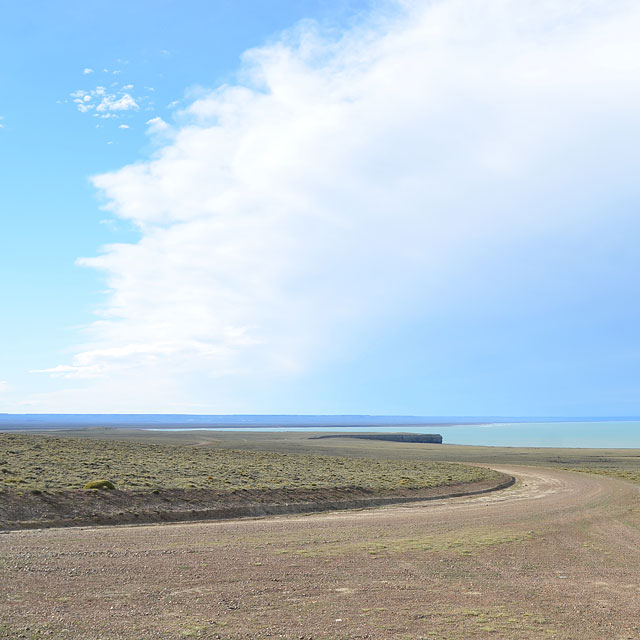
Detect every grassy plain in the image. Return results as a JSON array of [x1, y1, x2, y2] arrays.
[[0, 432, 500, 492], [208, 430, 640, 483], [1, 429, 640, 638], [41, 427, 640, 483]]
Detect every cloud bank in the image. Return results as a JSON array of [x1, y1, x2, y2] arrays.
[[39, 0, 640, 411]]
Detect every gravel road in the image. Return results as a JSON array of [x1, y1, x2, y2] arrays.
[[2, 466, 639, 639]]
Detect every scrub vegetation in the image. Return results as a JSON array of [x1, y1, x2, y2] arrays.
[[0, 432, 499, 492], [152, 429, 640, 485]]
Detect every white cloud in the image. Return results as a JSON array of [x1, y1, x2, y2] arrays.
[[96, 92, 138, 112], [119, 124, 130, 129], [145, 116, 170, 135], [83, 68, 94, 74], [44, 0, 640, 410], [0, 380, 8, 392], [71, 85, 142, 117]]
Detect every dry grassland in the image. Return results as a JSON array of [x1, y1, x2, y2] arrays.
[[0, 432, 499, 492]]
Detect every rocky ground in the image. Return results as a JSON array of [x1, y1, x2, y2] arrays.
[[1, 466, 639, 639]]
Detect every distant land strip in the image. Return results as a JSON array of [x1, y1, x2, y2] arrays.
[[310, 433, 443, 444]]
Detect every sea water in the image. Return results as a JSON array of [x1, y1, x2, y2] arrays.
[[144, 421, 640, 448], [1, 414, 639, 448]]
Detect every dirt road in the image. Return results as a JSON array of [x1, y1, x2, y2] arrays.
[[2, 467, 639, 639]]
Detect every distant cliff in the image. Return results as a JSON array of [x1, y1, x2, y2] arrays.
[[311, 433, 443, 444]]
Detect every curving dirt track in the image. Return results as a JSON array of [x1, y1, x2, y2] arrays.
[[1, 466, 639, 639]]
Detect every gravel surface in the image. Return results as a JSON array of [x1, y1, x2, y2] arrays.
[[1, 466, 639, 639]]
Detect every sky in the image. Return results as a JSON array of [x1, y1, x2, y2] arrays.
[[2, 0, 640, 416]]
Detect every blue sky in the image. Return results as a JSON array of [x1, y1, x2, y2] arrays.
[[2, 0, 640, 415]]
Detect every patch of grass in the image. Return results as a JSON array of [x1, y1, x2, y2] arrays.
[[412, 607, 554, 638], [83, 479, 116, 490], [0, 433, 501, 492], [563, 467, 640, 484]]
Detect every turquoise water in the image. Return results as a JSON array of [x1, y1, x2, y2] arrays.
[[2, 414, 639, 447], [146, 421, 640, 448]]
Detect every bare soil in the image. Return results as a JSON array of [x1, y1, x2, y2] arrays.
[[2, 466, 639, 639], [0, 474, 511, 530]]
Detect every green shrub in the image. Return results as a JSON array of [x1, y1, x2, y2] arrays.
[[83, 479, 116, 490]]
